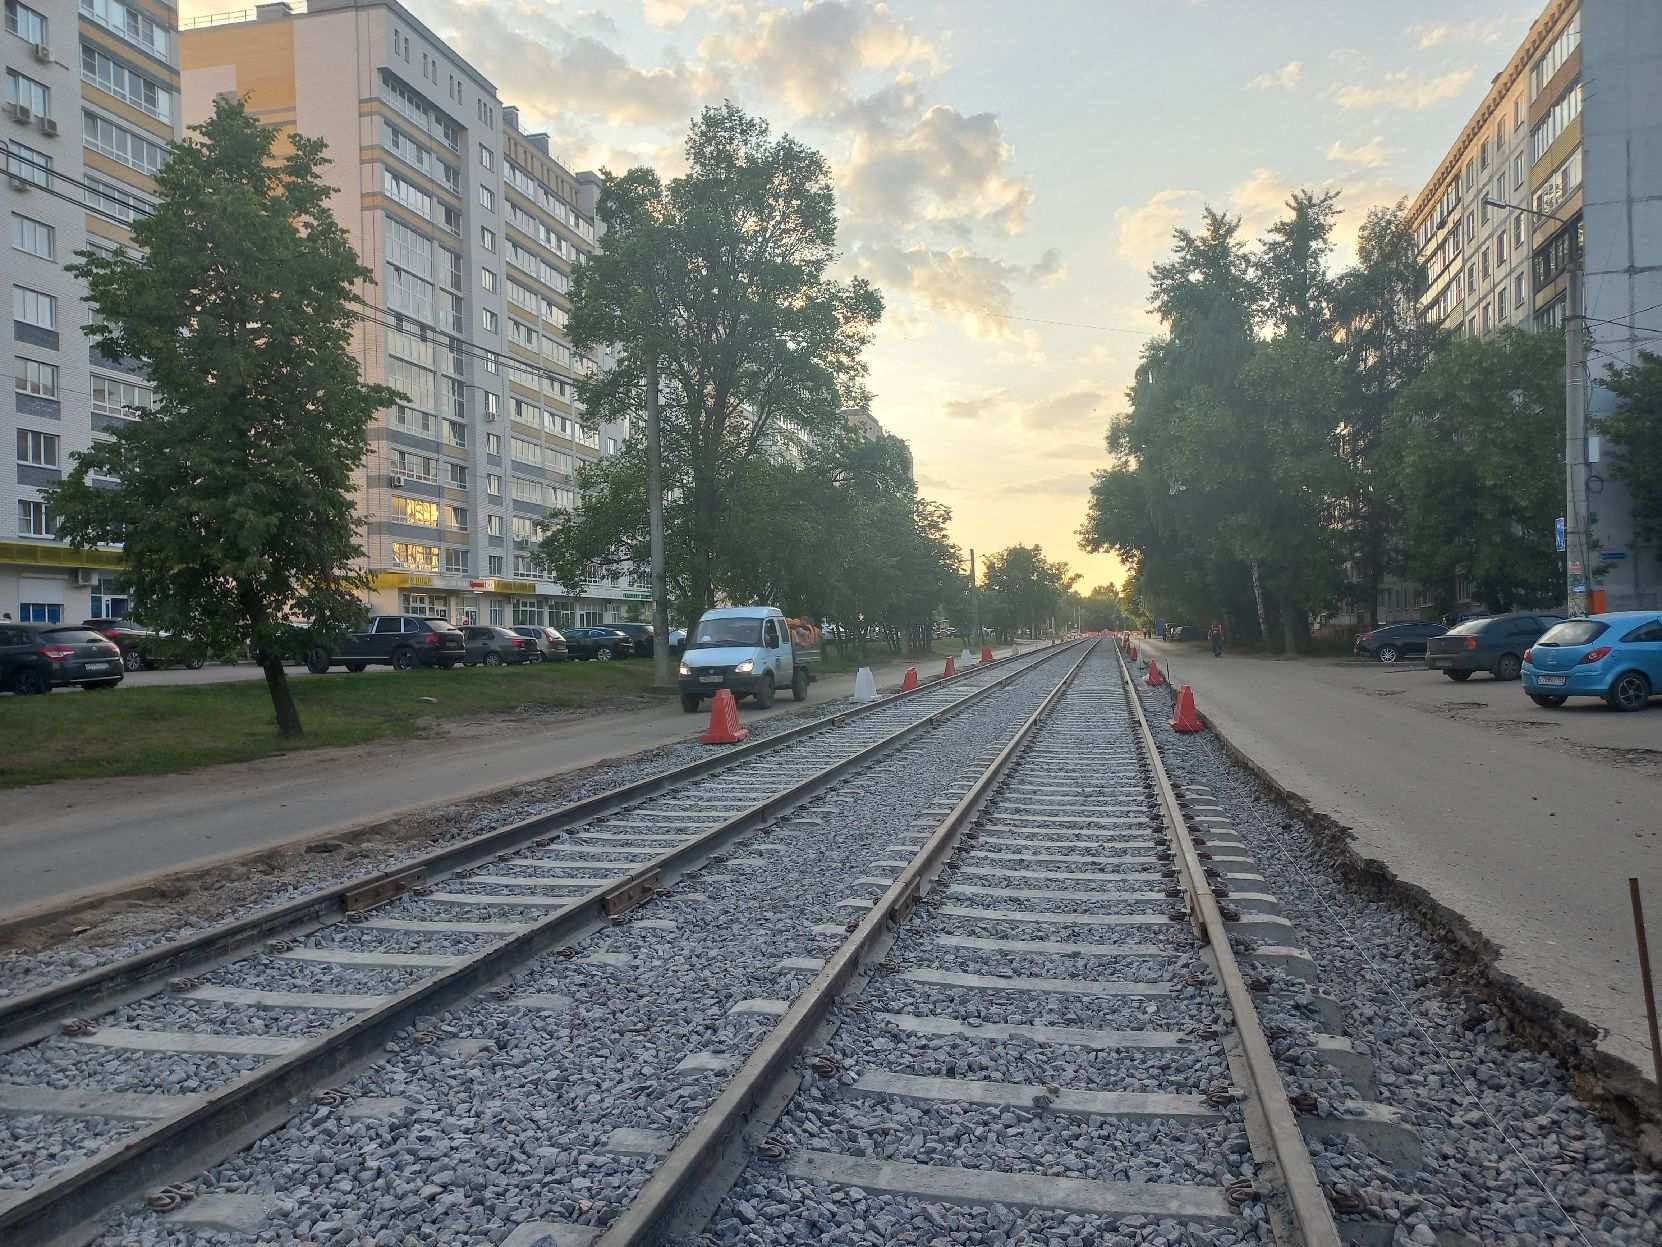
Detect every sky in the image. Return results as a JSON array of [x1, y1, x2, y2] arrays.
[[183, 0, 1543, 592]]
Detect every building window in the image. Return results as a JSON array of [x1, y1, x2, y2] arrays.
[[1536, 296, 1567, 331], [18, 601, 61, 623], [392, 541, 440, 571], [4, 139, 49, 188], [10, 213, 52, 260], [481, 307, 498, 334], [89, 575, 128, 619], [91, 373, 152, 416], [444, 547, 469, 574], [1531, 80, 1582, 165], [80, 0, 169, 60], [6, 1, 47, 44], [487, 472, 502, 498], [1478, 138, 1488, 171], [84, 108, 168, 175], [13, 284, 55, 329], [1481, 302, 1491, 334], [1464, 212, 1475, 242], [85, 174, 155, 225], [1535, 146, 1583, 217], [390, 494, 439, 526], [480, 267, 497, 293], [382, 168, 432, 218], [391, 449, 437, 482], [485, 513, 503, 536], [6, 68, 48, 117], [487, 554, 504, 575], [1531, 12, 1581, 100], [478, 185, 495, 212], [1481, 250, 1490, 281], [1533, 218, 1583, 291], [1513, 214, 1525, 247], [1513, 152, 1525, 189], [1479, 197, 1489, 227], [446, 461, 468, 487], [1497, 285, 1508, 323], [17, 497, 52, 536], [16, 427, 57, 466], [81, 44, 172, 121], [14, 356, 56, 398], [479, 143, 493, 170]]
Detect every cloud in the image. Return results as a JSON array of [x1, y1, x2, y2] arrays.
[[1114, 188, 1204, 270], [1245, 60, 1302, 91], [1410, 17, 1518, 49], [1326, 135, 1399, 169], [837, 91, 1035, 236], [698, 1, 944, 116], [1040, 440, 1109, 461], [641, 0, 743, 27], [856, 243, 1062, 337], [997, 472, 1096, 496], [1330, 69, 1475, 112], [940, 387, 1105, 431]]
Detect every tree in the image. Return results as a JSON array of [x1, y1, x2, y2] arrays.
[[981, 546, 1079, 639], [546, 103, 883, 617], [1599, 350, 1662, 556], [50, 97, 399, 737], [1382, 328, 1563, 616]]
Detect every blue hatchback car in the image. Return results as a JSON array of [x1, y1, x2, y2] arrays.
[[1521, 612, 1662, 711]]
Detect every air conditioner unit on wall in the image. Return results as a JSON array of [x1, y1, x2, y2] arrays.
[[5, 102, 33, 124], [7, 175, 28, 191], [74, 568, 95, 587], [388, 474, 405, 488], [32, 44, 52, 64], [37, 116, 57, 137]]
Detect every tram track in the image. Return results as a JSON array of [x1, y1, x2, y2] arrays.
[[0, 643, 1081, 1246]]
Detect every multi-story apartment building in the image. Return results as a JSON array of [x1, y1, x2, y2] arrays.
[[180, 0, 644, 630], [1407, 0, 1662, 613], [3, 0, 180, 623]]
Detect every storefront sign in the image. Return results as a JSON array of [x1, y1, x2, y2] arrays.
[[496, 580, 536, 595]]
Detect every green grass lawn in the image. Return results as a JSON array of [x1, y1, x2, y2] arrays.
[[1, 659, 672, 789], [815, 639, 960, 676]]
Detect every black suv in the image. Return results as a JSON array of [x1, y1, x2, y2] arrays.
[[1353, 621, 1446, 664], [611, 622, 655, 656], [2, 623, 124, 693], [305, 615, 466, 672]]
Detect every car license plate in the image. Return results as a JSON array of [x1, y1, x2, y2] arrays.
[[1429, 658, 1450, 668], [84, 662, 110, 672], [1537, 674, 1567, 686], [699, 674, 722, 684]]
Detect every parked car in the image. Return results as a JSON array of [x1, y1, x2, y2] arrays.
[[305, 615, 466, 672], [677, 605, 820, 712], [562, 626, 635, 661], [2, 623, 124, 693], [463, 625, 536, 666], [511, 626, 570, 662], [1522, 612, 1662, 711], [1353, 621, 1446, 664], [83, 617, 155, 672], [138, 629, 210, 670], [1424, 612, 1563, 681], [611, 622, 656, 656]]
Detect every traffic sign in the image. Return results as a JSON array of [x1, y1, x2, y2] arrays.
[[1555, 517, 1566, 552], [1604, 550, 1628, 561]]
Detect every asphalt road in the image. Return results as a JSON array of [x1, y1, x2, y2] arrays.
[[0, 647, 1018, 921], [1140, 637, 1662, 1083]]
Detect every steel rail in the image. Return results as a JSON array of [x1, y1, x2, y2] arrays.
[[1115, 647, 1342, 1247], [594, 638, 1100, 1247], [0, 641, 1082, 1247], [0, 641, 1057, 1052]]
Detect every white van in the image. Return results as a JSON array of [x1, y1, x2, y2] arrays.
[[677, 605, 818, 713]]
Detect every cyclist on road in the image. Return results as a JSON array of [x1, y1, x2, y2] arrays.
[[1208, 620, 1225, 658]]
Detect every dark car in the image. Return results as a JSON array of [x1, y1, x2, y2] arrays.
[[2, 624, 124, 693], [1425, 612, 1564, 681], [83, 617, 155, 672], [611, 622, 656, 656], [1353, 621, 1446, 664], [562, 626, 634, 661], [305, 615, 466, 672], [511, 625, 569, 661], [463, 625, 535, 666]]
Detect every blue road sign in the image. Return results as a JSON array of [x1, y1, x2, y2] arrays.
[[1604, 550, 1628, 561], [1555, 517, 1566, 552]]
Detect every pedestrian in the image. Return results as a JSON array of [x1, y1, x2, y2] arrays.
[[1208, 620, 1225, 658]]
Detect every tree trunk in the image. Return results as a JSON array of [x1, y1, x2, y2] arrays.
[[644, 355, 674, 689], [261, 654, 303, 738], [1248, 557, 1269, 649], [1281, 595, 1301, 656]]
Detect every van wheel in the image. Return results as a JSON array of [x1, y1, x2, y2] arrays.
[[681, 694, 701, 713], [306, 649, 331, 675], [755, 674, 775, 708], [792, 668, 809, 702]]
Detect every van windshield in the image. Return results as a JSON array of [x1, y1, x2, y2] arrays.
[[688, 618, 763, 649]]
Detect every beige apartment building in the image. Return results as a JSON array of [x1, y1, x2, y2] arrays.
[[3, 0, 181, 624], [1401, 0, 1660, 614], [180, 0, 646, 630]]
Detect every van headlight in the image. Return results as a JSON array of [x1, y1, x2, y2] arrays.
[[678, 663, 691, 676], [734, 659, 754, 674]]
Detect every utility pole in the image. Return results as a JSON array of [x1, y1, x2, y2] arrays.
[[1565, 268, 1590, 617], [645, 355, 672, 688], [969, 547, 979, 647]]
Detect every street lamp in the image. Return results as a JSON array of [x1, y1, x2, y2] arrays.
[[1482, 196, 1589, 616]]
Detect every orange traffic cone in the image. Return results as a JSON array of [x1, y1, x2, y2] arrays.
[[699, 689, 749, 744], [1129, 643, 1138, 661], [900, 667, 919, 692], [1146, 660, 1166, 687], [980, 646, 994, 663], [1170, 684, 1204, 733], [943, 655, 957, 678]]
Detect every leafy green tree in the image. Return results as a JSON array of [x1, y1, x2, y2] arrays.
[[1255, 188, 1342, 340], [1382, 328, 1563, 616], [1075, 583, 1128, 632], [50, 98, 398, 737], [981, 546, 1079, 639], [1599, 350, 1662, 556], [545, 103, 883, 615]]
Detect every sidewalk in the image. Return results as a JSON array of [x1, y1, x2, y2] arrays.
[[1137, 637, 1662, 1087], [0, 648, 1005, 921]]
